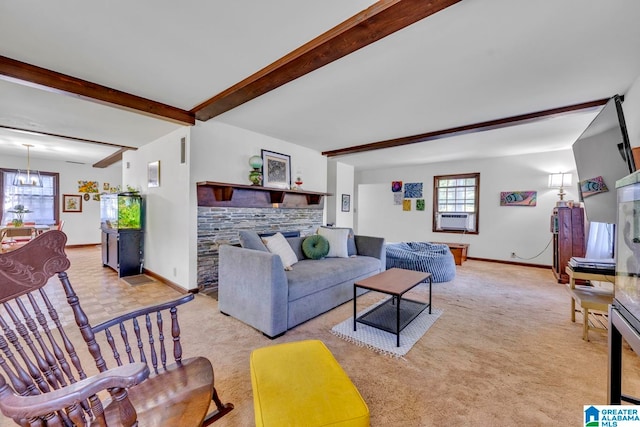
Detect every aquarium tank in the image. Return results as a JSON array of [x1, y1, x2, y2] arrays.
[[100, 192, 142, 229]]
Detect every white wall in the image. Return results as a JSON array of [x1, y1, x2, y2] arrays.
[[190, 121, 328, 191], [327, 160, 354, 227], [123, 127, 192, 288], [0, 154, 121, 245], [356, 149, 578, 264]]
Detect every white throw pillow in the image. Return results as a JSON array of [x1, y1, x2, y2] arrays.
[[317, 227, 349, 258], [262, 232, 298, 270]]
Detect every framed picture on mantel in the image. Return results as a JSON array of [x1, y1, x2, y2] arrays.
[[261, 149, 291, 189]]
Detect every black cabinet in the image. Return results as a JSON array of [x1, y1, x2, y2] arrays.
[[101, 228, 144, 277]]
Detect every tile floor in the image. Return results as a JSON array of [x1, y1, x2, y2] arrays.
[[41, 244, 185, 327]]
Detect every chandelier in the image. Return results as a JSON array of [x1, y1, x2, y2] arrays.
[[13, 144, 43, 187]]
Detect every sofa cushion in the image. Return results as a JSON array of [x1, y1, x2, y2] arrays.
[[239, 230, 269, 252], [302, 235, 330, 260], [262, 232, 298, 270], [286, 257, 381, 301], [320, 226, 356, 256], [286, 236, 306, 260], [317, 227, 349, 258]]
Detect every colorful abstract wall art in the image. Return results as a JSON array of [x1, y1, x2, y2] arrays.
[[391, 181, 403, 192], [500, 191, 537, 206], [416, 199, 425, 211], [78, 181, 99, 193], [579, 176, 608, 198], [404, 182, 423, 198], [403, 199, 411, 211], [393, 193, 403, 205]]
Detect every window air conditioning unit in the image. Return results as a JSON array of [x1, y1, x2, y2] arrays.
[[438, 212, 474, 231]]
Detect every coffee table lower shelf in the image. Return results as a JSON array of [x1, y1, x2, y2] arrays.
[[356, 298, 429, 346]]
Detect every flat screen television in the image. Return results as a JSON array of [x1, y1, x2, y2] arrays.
[[572, 94, 635, 225]]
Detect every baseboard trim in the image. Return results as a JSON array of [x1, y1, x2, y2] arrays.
[[65, 243, 101, 249], [142, 269, 192, 294], [63, 244, 195, 294], [466, 256, 549, 269]]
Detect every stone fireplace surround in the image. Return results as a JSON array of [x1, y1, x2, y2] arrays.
[[197, 206, 323, 290], [196, 181, 329, 290]]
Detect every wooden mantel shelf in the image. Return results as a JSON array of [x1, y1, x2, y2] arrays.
[[197, 181, 331, 209]]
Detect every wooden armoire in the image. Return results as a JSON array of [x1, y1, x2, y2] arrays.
[[551, 206, 586, 283]]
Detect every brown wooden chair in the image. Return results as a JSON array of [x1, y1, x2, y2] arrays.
[[0, 230, 233, 426]]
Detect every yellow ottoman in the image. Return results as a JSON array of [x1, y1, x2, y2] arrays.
[[250, 339, 370, 427]]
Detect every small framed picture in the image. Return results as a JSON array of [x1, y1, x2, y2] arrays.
[[261, 149, 291, 189], [148, 160, 160, 188], [341, 194, 351, 212], [63, 194, 82, 213]]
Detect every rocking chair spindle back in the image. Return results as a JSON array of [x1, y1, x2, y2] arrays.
[[0, 230, 233, 426]]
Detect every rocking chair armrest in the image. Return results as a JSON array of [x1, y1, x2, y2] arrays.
[[92, 294, 195, 333], [0, 362, 150, 420]]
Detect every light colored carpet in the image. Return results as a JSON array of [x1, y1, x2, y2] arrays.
[[202, 261, 640, 426], [331, 294, 443, 357]]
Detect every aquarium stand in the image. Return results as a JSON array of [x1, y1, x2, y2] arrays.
[[101, 228, 144, 278]]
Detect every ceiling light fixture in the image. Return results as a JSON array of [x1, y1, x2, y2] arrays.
[[13, 144, 43, 187]]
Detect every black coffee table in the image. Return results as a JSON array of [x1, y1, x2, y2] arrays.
[[353, 268, 432, 347]]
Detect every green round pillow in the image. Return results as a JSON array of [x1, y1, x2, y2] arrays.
[[302, 235, 330, 260]]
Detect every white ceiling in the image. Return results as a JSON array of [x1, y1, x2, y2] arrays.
[[1, 0, 640, 170]]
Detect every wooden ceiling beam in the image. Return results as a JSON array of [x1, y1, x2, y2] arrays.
[[93, 147, 133, 168], [1, 125, 135, 168], [192, 0, 462, 121], [0, 55, 195, 126], [0, 125, 132, 149], [322, 98, 610, 157]]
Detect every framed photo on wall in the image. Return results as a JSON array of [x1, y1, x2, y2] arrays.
[[261, 149, 291, 189], [62, 194, 82, 213], [148, 160, 160, 188], [341, 194, 351, 212]]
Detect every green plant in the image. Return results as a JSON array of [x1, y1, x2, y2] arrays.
[[118, 197, 141, 228], [8, 204, 32, 226]]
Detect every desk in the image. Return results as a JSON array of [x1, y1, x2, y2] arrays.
[[565, 266, 615, 341], [1, 224, 50, 235], [1, 225, 50, 251]]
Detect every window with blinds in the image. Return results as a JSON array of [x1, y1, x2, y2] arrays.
[[1, 169, 59, 225]]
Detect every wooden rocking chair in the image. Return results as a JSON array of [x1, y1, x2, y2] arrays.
[[0, 230, 233, 426]]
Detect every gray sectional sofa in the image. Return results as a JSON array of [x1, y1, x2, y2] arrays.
[[218, 230, 385, 338]]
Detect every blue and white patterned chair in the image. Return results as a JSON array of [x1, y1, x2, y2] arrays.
[[385, 242, 456, 283]]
